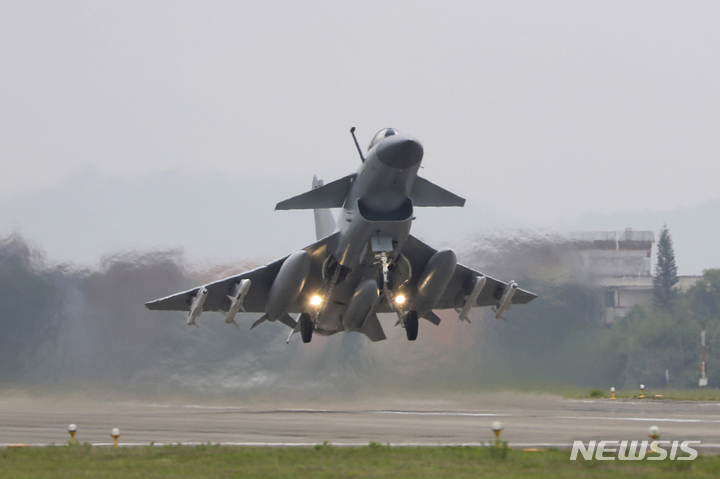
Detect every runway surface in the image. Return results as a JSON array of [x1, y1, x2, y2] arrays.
[[1, 393, 719, 451]]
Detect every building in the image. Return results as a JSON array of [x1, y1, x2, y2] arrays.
[[565, 229, 700, 325]]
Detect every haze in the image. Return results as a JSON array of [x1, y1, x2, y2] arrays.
[[2, 1, 719, 274]]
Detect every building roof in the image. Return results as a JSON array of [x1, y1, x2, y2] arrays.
[[566, 229, 654, 251]]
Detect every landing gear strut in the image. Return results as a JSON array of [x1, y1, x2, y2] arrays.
[[300, 312, 313, 343], [376, 251, 419, 341]]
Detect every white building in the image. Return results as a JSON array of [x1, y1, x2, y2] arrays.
[[565, 229, 700, 324]]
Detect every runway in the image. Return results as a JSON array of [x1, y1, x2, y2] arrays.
[[1, 393, 719, 452]]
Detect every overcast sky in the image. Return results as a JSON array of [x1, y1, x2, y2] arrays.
[[1, 1, 719, 274]]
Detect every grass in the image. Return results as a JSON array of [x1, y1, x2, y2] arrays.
[[1, 444, 719, 478], [571, 388, 720, 401], [544, 385, 720, 401], [588, 388, 606, 398]]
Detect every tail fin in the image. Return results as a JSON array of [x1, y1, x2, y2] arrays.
[[312, 176, 337, 240]]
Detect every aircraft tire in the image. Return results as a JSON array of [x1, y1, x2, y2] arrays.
[[405, 310, 418, 341], [300, 312, 313, 343]]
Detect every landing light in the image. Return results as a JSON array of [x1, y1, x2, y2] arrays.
[[395, 295, 406, 305], [310, 295, 322, 306]]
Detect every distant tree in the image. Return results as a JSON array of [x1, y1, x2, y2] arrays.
[[686, 269, 720, 320], [0, 234, 62, 382], [653, 224, 679, 310]]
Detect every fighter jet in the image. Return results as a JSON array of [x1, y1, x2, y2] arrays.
[[145, 128, 536, 343]]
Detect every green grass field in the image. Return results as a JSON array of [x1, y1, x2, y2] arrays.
[[1, 444, 719, 479], [576, 388, 720, 401], [532, 385, 720, 401]]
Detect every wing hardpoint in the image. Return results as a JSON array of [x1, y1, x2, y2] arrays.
[[402, 235, 536, 311], [144, 233, 338, 314]]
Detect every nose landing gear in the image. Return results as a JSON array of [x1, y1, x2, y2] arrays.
[[377, 252, 419, 341]]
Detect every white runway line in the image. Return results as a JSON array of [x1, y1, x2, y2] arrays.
[[5, 442, 720, 450], [141, 405, 511, 418], [369, 411, 510, 418], [567, 400, 654, 405], [143, 404, 247, 411], [559, 415, 720, 424]]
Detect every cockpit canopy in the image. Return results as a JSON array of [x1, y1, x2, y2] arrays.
[[368, 128, 399, 151]]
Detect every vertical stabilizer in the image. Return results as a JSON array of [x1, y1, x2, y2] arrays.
[[312, 176, 337, 240]]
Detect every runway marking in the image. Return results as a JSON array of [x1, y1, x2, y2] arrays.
[[144, 404, 247, 411], [560, 416, 720, 424], [369, 411, 509, 418], [143, 405, 510, 418], [5, 442, 720, 450]]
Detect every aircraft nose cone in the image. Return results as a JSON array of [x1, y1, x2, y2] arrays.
[[376, 135, 424, 169]]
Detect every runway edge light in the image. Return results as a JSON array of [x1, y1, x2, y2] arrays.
[[111, 428, 120, 448], [610, 387, 616, 400], [649, 425, 660, 455], [68, 424, 77, 445], [491, 421, 503, 447]]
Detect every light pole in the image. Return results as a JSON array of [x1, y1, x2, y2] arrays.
[[700, 322, 708, 387]]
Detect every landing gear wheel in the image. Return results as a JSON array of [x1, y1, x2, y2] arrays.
[[405, 310, 418, 341], [300, 312, 313, 343]]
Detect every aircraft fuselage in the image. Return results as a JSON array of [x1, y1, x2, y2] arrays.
[[335, 133, 423, 268], [313, 133, 425, 336]]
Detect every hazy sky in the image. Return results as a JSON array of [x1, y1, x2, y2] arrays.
[[1, 2, 719, 273]]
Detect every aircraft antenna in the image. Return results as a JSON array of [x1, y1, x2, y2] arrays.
[[350, 126, 365, 163]]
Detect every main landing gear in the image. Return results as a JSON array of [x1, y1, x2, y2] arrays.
[[300, 312, 313, 343], [405, 310, 418, 341]]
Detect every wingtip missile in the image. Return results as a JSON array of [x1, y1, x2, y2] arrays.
[[187, 287, 209, 327]]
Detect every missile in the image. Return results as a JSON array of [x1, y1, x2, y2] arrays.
[[494, 281, 518, 321], [224, 279, 251, 329], [458, 275, 486, 322], [187, 287, 208, 327]]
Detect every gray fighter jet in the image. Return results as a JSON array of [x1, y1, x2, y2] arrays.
[[146, 128, 536, 343]]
